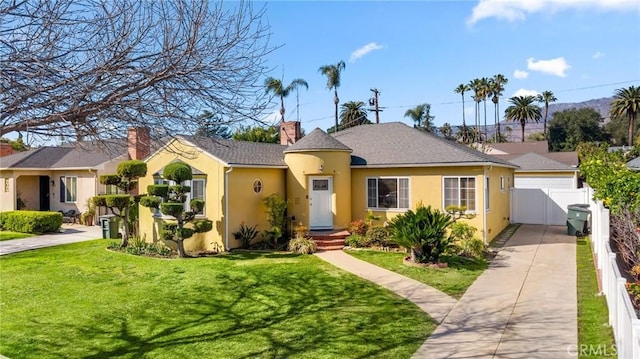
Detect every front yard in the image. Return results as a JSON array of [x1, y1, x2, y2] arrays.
[[345, 250, 487, 299], [0, 241, 434, 358], [0, 231, 33, 241]]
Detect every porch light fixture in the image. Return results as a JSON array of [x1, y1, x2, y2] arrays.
[[50, 180, 55, 187]]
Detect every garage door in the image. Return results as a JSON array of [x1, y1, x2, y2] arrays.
[[514, 176, 575, 190], [510, 188, 589, 225]]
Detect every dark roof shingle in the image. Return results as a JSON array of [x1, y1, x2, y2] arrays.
[[331, 122, 516, 167], [182, 136, 286, 167], [284, 128, 351, 153], [495, 152, 576, 171]]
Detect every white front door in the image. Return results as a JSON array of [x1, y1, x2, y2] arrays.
[[309, 176, 333, 230]]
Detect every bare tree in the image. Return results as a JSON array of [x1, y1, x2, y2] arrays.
[[1, 0, 275, 147]]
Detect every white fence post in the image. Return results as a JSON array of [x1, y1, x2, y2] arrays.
[[588, 198, 640, 357]]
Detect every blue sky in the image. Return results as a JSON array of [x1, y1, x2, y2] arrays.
[[261, 0, 640, 133]]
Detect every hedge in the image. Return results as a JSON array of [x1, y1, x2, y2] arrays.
[[0, 211, 63, 234]]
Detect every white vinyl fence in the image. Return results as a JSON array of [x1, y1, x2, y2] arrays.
[[588, 187, 640, 358]]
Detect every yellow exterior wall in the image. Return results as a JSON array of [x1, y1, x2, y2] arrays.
[[140, 139, 225, 252], [351, 166, 514, 243], [226, 167, 285, 249], [140, 138, 286, 252], [484, 166, 514, 243], [284, 151, 351, 230]]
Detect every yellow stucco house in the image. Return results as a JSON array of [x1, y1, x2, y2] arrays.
[[139, 122, 517, 252], [140, 122, 518, 252]]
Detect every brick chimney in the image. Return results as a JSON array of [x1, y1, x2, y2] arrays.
[[127, 127, 150, 160], [280, 121, 302, 146]]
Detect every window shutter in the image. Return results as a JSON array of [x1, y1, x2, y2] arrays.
[[60, 176, 65, 202]]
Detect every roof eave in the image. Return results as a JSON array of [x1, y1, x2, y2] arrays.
[[283, 149, 353, 154], [228, 164, 288, 169], [350, 162, 519, 169]]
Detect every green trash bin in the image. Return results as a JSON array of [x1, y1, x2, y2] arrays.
[[567, 204, 591, 236], [99, 215, 120, 239]]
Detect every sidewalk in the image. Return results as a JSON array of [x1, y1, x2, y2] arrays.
[[414, 225, 577, 358], [314, 250, 457, 323], [0, 224, 103, 256]]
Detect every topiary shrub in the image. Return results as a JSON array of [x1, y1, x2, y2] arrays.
[[0, 211, 63, 234], [162, 162, 192, 182]]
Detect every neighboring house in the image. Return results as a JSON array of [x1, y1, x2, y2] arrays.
[[628, 157, 640, 171], [139, 122, 517, 252], [492, 152, 579, 189], [0, 128, 150, 218]]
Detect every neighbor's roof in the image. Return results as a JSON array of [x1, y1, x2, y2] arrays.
[[542, 151, 579, 167], [331, 122, 517, 168], [487, 141, 549, 155], [495, 152, 577, 172], [284, 128, 352, 153], [628, 156, 640, 170], [181, 136, 287, 167], [0, 141, 126, 169]]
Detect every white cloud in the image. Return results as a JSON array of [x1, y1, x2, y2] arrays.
[[527, 57, 570, 77], [593, 51, 604, 59], [512, 88, 540, 97], [513, 69, 529, 79], [467, 0, 639, 25], [349, 42, 384, 63]]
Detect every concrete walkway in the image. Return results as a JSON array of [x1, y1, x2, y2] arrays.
[[314, 250, 458, 323], [414, 225, 577, 358], [0, 224, 102, 256]]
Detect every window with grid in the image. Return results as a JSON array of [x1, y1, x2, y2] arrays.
[[443, 177, 476, 212], [366, 177, 409, 210], [60, 176, 77, 203]]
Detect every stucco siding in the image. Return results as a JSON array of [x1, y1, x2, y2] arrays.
[[484, 166, 513, 243]]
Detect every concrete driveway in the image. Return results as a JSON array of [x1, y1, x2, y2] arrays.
[[0, 224, 103, 256], [414, 225, 577, 358]]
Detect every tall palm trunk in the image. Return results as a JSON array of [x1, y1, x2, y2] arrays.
[[521, 121, 526, 142], [334, 88, 339, 132], [496, 100, 501, 142], [483, 99, 487, 143], [543, 102, 549, 140], [279, 95, 285, 122], [461, 93, 466, 127], [630, 114, 636, 146]]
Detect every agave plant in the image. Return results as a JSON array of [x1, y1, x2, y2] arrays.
[[388, 204, 454, 263]]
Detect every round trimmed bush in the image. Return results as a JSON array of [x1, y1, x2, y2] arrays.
[[161, 203, 184, 217], [163, 162, 192, 183], [117, 160, 147, 178], [147, 184, 169, 198]]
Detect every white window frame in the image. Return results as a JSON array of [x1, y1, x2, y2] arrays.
[[500, 176, 505, 192], [63, 176, 78, 203], [485, 176, 490, 212], [365, 177, 410, 211], [152, 177, 206, 217], [442, 176, 477, 213]]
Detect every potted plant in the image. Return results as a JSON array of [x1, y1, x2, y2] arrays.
[[80, 197, 97, 225]]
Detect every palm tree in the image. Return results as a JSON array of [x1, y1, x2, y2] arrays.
[[505, 96, 542, 142], [404, 103, 435, 132], [440, 122, 454, 140], [610, 85, 640, 146], [339, 101, 370, 129], [536, 90, 557, 140], [491, 74, 508, 142], [319, 61, 346, 132], [479, 77, 490, 142], [264, 77, 308, 122], [454, 84, 470, 129], [469, 78, 483, 138]]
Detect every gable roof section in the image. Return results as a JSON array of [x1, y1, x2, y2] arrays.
[[332, 122, 517, 168], [0, 143, 124, 170], [181, 136, 287, 167], [628, 157, 640, 170], [542, 151, 579, 167], [284, 128, 352, 153], [488, 141, 549, 155], [495, 152, 577, 172]]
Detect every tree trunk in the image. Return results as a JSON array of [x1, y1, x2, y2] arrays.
[[521, 121, 526, 142], [410, 247, 419, 263], [280, 95, 285, 122], [120, 207, 130, 248], [177, 239, 187, 258], [629, 114, 635, 146], [483, 99, 487, 143], [544, 104, 549, 140], [496, 100, 501, 142], [334, 89, 339, 132]]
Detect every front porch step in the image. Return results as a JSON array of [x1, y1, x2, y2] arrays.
[[310, 229, 349, 251]]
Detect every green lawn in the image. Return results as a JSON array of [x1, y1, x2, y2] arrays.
[[345, 250, 487, 298], [0, 231, 33, 241], [576, 237, 616, 358], [0, 241, 435, 359]]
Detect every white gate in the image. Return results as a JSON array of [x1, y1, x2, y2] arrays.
[[510, 188, 589, 225]]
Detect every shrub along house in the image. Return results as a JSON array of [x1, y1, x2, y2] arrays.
[[0, 128, 151, 221], [139, 122, 517, 252]]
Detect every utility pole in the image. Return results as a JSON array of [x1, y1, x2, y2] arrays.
[[368, 88, 382, 124]]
